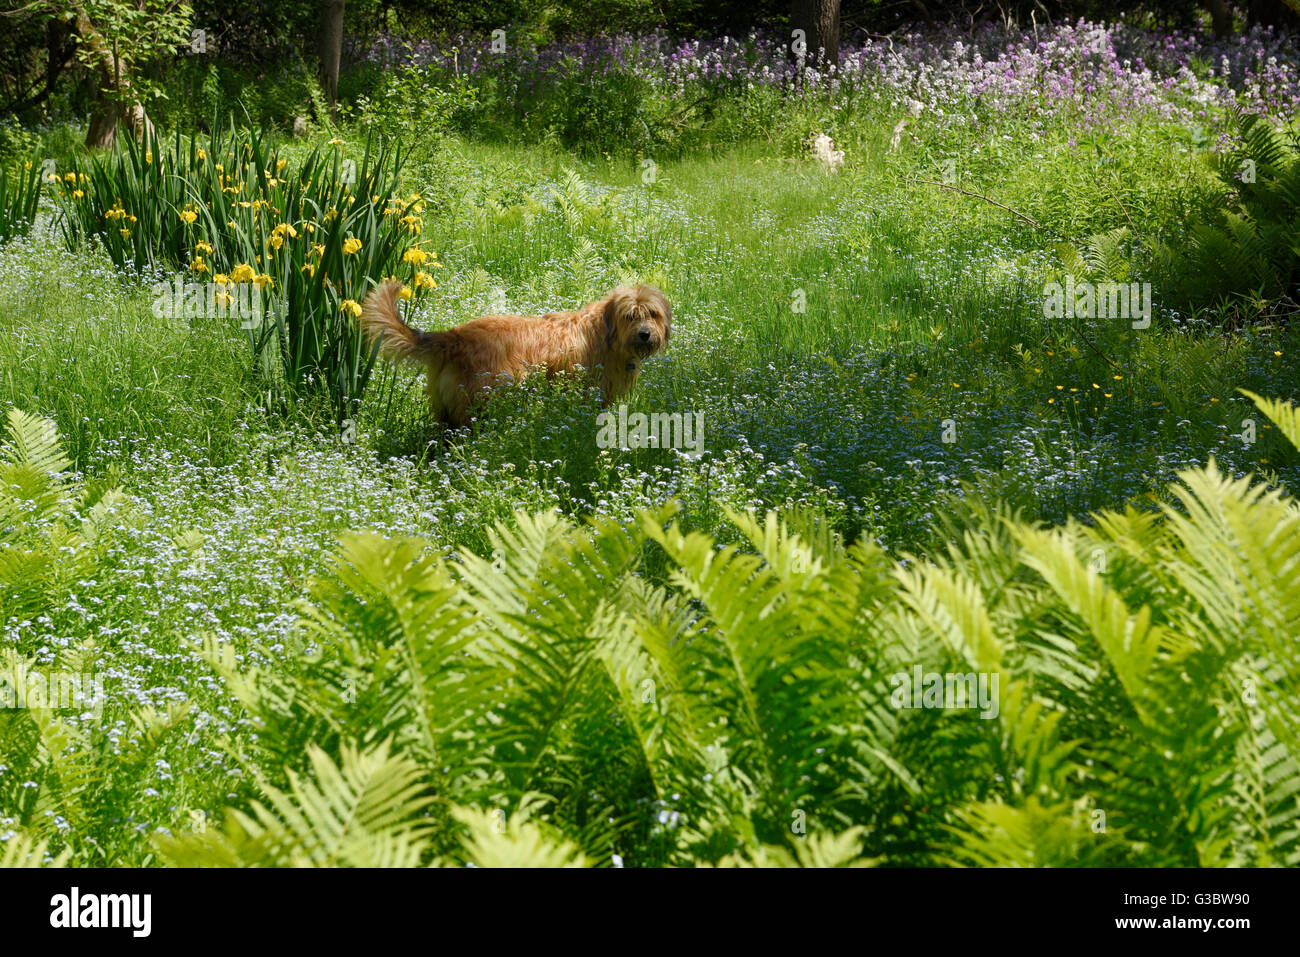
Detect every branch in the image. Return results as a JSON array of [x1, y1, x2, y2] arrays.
[[913, 179, 1055, 234], [0, 1, 53, 17]]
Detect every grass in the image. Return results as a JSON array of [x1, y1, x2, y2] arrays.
[[5, 112, 1299, 539], [0, 223, 254, 468], [2, 88, 1299, 865]]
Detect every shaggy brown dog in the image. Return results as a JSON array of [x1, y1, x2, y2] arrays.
[[360, 281, 671, 427]]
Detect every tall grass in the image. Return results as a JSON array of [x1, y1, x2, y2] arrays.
[[0, 159, 41, 243]]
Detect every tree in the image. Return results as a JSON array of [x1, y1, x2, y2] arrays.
[[318, 0, 346, 117], [3, 1, 192, 149], [791, 0, 840, 68]]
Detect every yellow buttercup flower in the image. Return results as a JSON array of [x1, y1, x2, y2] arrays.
[[195, 241, 213, 254], [119, 228, 131, 238], [71, 189, 84, 199], [180, 206, 198, 224], [253, 273, 273, 289], [341, 299, 362, 317], [414, 271, 437, 290], [191, 257, 208, 274], [213, 274, 230, 286], [397, 285, 413, 300], [402, 248, 429, 266], [342, 237, 362, 255], [230, 263, 256, 283]]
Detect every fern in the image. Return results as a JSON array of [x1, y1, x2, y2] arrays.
[[155, 740, 433, 867], [138, 390, 1300, 866], [0, 833, 71, 868], [1159, 113, 1300, 314]]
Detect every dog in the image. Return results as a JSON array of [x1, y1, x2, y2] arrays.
[[359, 280, 671, 427]]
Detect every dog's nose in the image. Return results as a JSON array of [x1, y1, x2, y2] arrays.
[[638, 329, 651, 341]]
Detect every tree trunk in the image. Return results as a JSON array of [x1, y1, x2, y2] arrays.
[[791, 0, 841, 68], [318, 0, 346, 116], [73, 6, 153, 149], [1246, 0, 1300, 26], [1204, 0, 1233, 35]]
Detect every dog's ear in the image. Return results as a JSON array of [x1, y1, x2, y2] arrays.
[[602, 292, 625, 346]]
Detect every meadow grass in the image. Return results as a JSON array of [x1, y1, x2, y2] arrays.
[[5, 107, 1298, 538], [3, 91, 1300, 864]]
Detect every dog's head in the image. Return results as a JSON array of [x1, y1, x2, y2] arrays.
[[603, 285, 671, 361]]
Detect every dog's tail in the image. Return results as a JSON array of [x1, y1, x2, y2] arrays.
[[360, 280, 439, 363]]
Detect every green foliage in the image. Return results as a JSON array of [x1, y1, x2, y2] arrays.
[[114, 394, 1300, 866], [1157, 114, 1300, 318], [0, 159, 41, 243], [352, 64, 478, 147], [0, 409, 126, 623], [150, 58, 326, 133], [0, 411, 194, 864], [68, 0, 195, 108], [54, 121, 426, 420], [5, 39, 1300, 867], [155, 740, 435, 867]]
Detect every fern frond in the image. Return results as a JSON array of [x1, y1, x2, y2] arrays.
[[710, 828, 877, 868], [444, 805, 592, 868], [0, 833, 71, 868], [158, 740, 434, 867]]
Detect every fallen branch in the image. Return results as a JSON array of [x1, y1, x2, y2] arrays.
[[913, 179, 1055, 235]]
